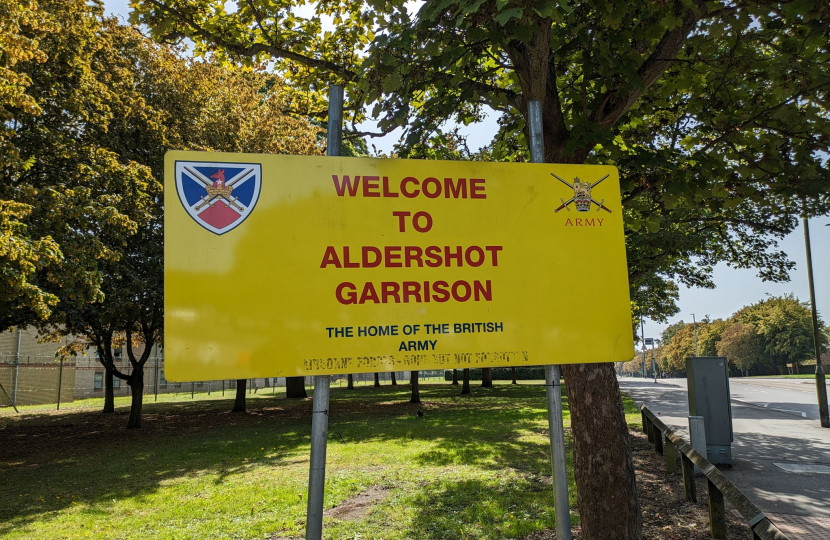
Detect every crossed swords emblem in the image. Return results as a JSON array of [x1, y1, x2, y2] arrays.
[[184, 166, 255, 212], [552, 173, 612, 213]]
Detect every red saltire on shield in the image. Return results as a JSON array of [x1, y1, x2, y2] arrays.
[[175, 161, 262, 235]]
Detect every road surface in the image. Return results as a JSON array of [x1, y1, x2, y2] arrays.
[[619, 376, 830, 536]]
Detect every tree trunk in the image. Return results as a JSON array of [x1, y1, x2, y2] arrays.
[[461, 368, 470, 394], [126, 368, 144, 429], [391, 372, 397, 386], [563, 363, 642, 540], [232, 379, 247, 412], [481, 367, 493, 388], [347, 374, 354, 389], [286, 376, 307, 398], [374, 372, 381, 387], [103, 364, 115, 413], [511, 367, 517, 384], [409, 371, 420, 403], [452, 369, 459, 385]]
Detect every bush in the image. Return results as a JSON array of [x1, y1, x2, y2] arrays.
[[444, 367, 546, 381]]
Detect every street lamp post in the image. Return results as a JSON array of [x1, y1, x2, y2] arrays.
[[691, 314, 699, 357], [803, 213, 830, 428]]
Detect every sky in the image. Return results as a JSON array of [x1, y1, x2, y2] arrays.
[[104, 0, 830, 340]]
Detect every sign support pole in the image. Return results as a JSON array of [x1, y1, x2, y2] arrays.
[[528, 100, 572, 540], [651, 341, 657, 383], [305, 84, 343, 540]]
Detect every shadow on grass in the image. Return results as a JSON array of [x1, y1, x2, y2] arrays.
[[0, 383, 565, 537], [406, 478, 555, 540]]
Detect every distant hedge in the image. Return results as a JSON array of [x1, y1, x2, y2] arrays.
[[444, 367, 546, 381]]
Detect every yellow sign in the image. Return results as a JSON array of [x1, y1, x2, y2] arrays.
[[164, 151, 633, 381]]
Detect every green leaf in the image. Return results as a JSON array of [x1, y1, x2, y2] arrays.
[[382, 73, 403, 92], [494, 7, 523, 26]]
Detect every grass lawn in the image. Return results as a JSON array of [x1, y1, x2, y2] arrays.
[[0, 380, 611, 540], [748, 374, 824, 379]]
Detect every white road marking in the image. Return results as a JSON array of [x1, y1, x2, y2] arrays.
[[774, 463, 830, 474], [732, 399, 808, 418]]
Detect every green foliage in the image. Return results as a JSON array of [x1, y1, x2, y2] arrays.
[[129, 0, 830, 325], [661, 295, 828, 374], [2, 2, 327, 424], [734, 294, 828, 367], [660, 317, 726, 372], [444, 367, 545, 381], [0, 200, 61, 323], [660, 320, 686, 348], [716, 323, 767, 373], [0, 0, 155, 334], [0, 0, 56, 117]]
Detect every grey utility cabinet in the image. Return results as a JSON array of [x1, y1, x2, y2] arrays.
[[686, 356, 734, 465]]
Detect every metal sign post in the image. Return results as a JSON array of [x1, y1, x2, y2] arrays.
[[528, 100, 572, 540], [803, 212, 830, 428], [57, 357, 64, 410], [0, 381, 18, 413], [305, 84, 343, 540], [640, 319, 647, 377], [650, 340, 657, 382]]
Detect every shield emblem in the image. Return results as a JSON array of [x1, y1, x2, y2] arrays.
[[175, 161, 262, 235]]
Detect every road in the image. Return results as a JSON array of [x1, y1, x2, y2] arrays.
[[619, 376, 830, 536]]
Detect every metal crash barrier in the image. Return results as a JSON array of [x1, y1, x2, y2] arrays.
[[640, 404, 789, 540]]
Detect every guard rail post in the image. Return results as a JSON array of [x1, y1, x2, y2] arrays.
[[707, 478, 727, 539], [640, 404, 791, 540], [681, 452, 697, 502], [664, 434, 677, 474], [654, 424, 664, 455]]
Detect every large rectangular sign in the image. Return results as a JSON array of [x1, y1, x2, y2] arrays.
[[164, 151, 634, 380]]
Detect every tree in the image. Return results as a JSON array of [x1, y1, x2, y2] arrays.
[[451, 368, 459, 385], [2, 0, 152, 340], [481, 367, 493, 388], [660, 321, 686, 353], [409, 370, 420, 403], [390, 371, 397, 386], [374, 372, 381, 387], [232, 379, 247, 412], [132, 0, 830, 534], [347, 374, 354, 389], [286, 377, 308, 399], [716, 323, 766, 376], [735, 295, 828, 373], [661, 318, 726, 372], [0, 1, 62, 332], [4, 2, 325, 423], [461, 368, 470, 395], [698, 319, 728, 357]]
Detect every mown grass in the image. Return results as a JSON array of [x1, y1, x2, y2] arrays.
[[0, 381, 580, 540], [748, 374, 824, 379], [0, 373, 450, 415]]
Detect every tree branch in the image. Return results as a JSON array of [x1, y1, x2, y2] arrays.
[[590, 0, 706, 129], [144, 0, 356, 81], [676, 216, 789, 235], [698, 82, 830, 152]]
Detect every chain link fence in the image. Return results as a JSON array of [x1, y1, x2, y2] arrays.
[[0, 356, 444, 411]]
